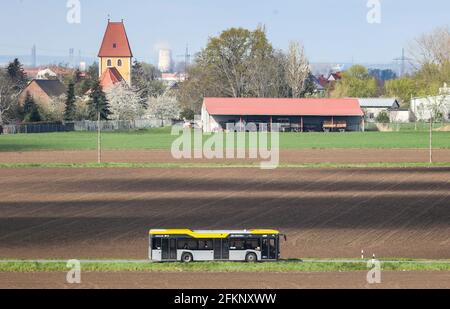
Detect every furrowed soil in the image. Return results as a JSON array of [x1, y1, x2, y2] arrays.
[[0, 167, 449, 259], [0, 271, 449, 289], [1, 149, 450, 164]]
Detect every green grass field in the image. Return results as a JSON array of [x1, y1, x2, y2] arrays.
[[0, 127, 449, 151], [1, 259, 449, 273]]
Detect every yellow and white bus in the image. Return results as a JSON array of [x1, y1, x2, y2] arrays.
[[149, 229, 284, 263]]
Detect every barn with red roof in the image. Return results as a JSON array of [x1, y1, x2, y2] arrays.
[[201, 97, 364, 132]]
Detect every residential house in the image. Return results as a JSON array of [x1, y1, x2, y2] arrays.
[[327, 72, 342, 83], [410, 84, 450, 121], [19, 79, 66, 108], [358, 98, 401, 122], [36, 68, 58, 80]]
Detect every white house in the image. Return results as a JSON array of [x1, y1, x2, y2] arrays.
[[389, 109, 411, 123], [358, 98, 400, 122], [410, 84, 450, 121]]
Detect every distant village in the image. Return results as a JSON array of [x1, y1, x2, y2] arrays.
[[0, 20, 449, 134]]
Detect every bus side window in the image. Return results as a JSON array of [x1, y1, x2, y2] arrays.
[[198, 239, 213, 250], [152, 238, 162, 250], [245, 238, 260, 250], [177, 239, 189, 250], [230, 239, 245, 250], [177, 239, 198, 250], [188, 240, 198, 250]]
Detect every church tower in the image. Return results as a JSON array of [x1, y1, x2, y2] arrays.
[[98, 20, 133, 87]]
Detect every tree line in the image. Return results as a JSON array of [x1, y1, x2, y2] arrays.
[[177, 26, 316, 113], [0, 58, 183, 126], [1, 25, 448, 127], [178, 25, 450, 112]]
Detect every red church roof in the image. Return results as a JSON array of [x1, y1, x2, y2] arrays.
[[203, 98, 364, 117], [98, 21, 133, 57], [100, 67, 124, 89]]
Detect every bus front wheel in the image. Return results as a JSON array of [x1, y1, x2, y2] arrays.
[[245, 253, 257, 263], [181, 252, 193, 263]]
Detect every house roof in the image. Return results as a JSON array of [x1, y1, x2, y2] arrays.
[[100, 67, 124, 89], [203, 98, 364, 117], [98, 21, 133, 57], [358, 98, 399, 108], [328, 72, 342, 81], [36, 68, 57, 79], [311, 76, 325, 91], [317, 75, 329, 88], [31, 79, 66, 97]]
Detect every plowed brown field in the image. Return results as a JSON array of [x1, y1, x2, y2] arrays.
[[1, 149, 450, 164], [1, 271, 449, 289], [0, 167, 449, 259]]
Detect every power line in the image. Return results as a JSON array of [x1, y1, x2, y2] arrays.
[[393, 48, 413, 77], [176, 43, 191, 73]]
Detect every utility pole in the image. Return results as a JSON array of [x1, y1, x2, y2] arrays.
[[412, 94, 417, 131], [31, 44, 37, 68], [429, 117, 433, 164], [393, 48, 413, 78], [176, 44, 191, 74], [97, 111, 102, 164], [400, 48, 405, 78], [78, 49, 82, 68], [69, 48, 75, 68]]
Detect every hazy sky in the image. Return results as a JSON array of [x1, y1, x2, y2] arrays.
[[0, 0, 449, 64]]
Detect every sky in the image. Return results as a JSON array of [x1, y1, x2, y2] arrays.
[[0, 0, 449, 65]]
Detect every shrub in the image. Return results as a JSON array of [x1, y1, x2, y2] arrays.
[[180, 108, 195, 120], [376, 111, 390, 123]]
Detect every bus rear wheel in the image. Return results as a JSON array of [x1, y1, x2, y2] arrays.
[[245, 253, 257, 263], [181, 252, 193, 263]]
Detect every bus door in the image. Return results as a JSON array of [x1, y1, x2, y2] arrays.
[[214, 239, 221, 260], [222, 239, 230, 260], [214, 239, 229, 260], [261, 237, 278, 260], [161, 238, 177, 260]]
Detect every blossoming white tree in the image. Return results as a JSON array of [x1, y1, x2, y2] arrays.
[[0, 71, 19, 126], [105, 81, 143, 120], [146, 93, 181, 125]]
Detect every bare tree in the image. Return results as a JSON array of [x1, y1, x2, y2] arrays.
[[0, 71, 19, 126], [409, 26, 450, 66], [426, 87, 449, 121], [285, 41, 310, 98], [424, 92, 448, 164]]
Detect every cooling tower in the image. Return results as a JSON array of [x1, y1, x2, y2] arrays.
[[158, 49, 172, 73]]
